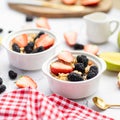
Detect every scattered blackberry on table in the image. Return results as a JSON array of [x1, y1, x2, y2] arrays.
[[8, 70, 17, 80], [74, 63, 85, 73], [12, 43, 20, 53], [87, 66, 98, 79], [67, 72, 83, 82], [26, 15, 34, 22], [0, 77, 3, 85], [8, 30, 12, 33], [0, 84, 6, 94], [76, 55, 88, 67], [34, 32, 45, 41], [73, 43, 84, 50], [0, 28, 3, 33]]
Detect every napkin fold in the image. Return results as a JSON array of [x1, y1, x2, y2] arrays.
[[0, 87, 114, 120]]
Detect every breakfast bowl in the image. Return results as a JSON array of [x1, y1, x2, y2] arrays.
[[42, 50, 106, 99], [2, 28, 57, 70]]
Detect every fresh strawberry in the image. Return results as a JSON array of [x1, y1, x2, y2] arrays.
[[64, 32, 77, 46], [84, 44, 99, 55], [61, 0, 77, 5], [16, 76, 37, 89], [11, 34, 28, 48], [35, 17, 51, 30], [81, 0, 100, 6], [57, 51, 74, 63], [35, 34, 55, 49], [50, 61, 73, 74]]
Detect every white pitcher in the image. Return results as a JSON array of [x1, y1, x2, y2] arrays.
[[84, 12, 119, 44]]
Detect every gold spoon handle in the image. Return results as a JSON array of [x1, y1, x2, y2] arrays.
[[109, 104, 120, 107]]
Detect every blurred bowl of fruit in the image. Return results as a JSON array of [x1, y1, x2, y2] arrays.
[[42, 50, 106, 99], [2, 28, 57, 70]]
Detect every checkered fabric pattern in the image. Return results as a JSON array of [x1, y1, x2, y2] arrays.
[[0, 87, 114, 120]]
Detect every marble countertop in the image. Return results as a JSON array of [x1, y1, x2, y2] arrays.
[[0, 0, 120, 119]]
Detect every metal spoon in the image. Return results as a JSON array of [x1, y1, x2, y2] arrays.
[[93, 97, 120, 110]]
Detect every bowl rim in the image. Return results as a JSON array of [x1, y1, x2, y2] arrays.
[[42, 50, 106, 84], [2, 28, 58, 56]]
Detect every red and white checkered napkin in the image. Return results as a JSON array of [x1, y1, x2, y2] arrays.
[[0, 87, 114, 120]]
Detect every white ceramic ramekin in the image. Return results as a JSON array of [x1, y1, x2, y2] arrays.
[[42, 51, 106, 99], [2, 28, 57, 70]]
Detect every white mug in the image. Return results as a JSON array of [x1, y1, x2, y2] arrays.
[[84, 12, 119, 44]]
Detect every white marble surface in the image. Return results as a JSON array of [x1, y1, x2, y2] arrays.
[[0, 0, 120, 119]]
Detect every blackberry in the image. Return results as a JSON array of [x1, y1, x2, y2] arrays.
[[32, 46, 44, 53], [0, 28, 3, 33], [89, 66, 98, 73], [26, 15, 34, 22], [87, 66, 98, 79], [8, 30, 12, 33], [76, 55, 88, 67], [73, 43, 84, 50], [87, 71, 97, 79], [28, 42, 34, 49], [24, 45, 33, 53], [0, 85, 6, 94], [67, 72, 83, 82], [12, 43, 20, 53], [8, 70, 17, 80], [0, 77, 3, 85], [24, 41, 34, 54], [34, 32, 45, 41], [74, 63, 85, 73]]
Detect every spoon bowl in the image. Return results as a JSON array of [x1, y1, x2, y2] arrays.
[[93, 97, 120, 110]]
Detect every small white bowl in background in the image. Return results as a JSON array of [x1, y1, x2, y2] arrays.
[[42, 51, 106, 99], [2, 28, 58, 70]]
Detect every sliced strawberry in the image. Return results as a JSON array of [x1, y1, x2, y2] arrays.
[[50, 61, 73, 74], [64, 32, 77, 46], [11, 34, 28, 48], [84, 44, 99, 55], [16, 76, 37, 89], [81, 0, 100, 6], [57, 51, 74, 63], [35, 34, 55, 49], [35, 17, 51, 30], [61, 0, 77, 5]]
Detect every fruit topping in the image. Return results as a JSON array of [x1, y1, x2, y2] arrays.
[[73, 43, 84, 50], [0, 77, 3, 85], [10, 32, 55, 54], [50, 61, 73, 75], [57, 51, 74, 63], [35, 34, 55, 49], [64, 31, 77, 46], [50, 51, 98, 82], [16, 76, 37, 89], [87, 66, 98, 79], [84, 44, 99, 55], [0, 85, 6, 94], [8, 70, 17, 80], [34, 32, 45, 41], [76, 55, 88, 67], [67, 72, 83, 82], [74, 63, 85, 73], [35, 17, 51, 30], [11, 34, 28, 48]]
